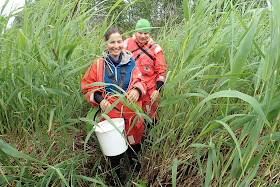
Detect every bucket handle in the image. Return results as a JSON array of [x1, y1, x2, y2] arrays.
[[93, 107, 126, 124]]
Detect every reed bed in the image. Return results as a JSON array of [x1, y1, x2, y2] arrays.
[[0, 0, 279, 186]]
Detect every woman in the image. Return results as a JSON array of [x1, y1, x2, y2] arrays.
[[81, 28, 146, 181]]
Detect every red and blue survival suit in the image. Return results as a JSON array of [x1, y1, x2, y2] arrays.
[[81, 49, 147, 145], [124, 36, 167, 118]]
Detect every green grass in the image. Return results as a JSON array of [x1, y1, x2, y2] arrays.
[[0, 0, 280, 186]]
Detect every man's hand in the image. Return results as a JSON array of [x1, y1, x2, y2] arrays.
[[150, 90, 160, 103], [128, 89, 140, 102]]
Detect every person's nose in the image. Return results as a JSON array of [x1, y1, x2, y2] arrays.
[[113, 43, 118, 48]]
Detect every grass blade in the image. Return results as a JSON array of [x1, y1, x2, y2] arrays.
[[228, 13, 261, 88], [172, 158, 178, 187]]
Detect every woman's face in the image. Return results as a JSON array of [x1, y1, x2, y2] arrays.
[[106, 32, 124, 59]]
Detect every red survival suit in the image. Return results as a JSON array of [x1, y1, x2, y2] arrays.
[[81, 50, 147, 145], [124, 36, 167, 118]]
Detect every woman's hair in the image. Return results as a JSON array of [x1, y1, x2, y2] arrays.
[[104, 28, 124, 41]]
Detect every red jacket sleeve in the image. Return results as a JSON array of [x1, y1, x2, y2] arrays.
[[153, 46, 167, 83], [129, 66, 147, 97], [81, 59, 104, 107]]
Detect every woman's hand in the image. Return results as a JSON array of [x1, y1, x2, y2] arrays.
[[100, 99, 111, 112], [128, 89, 140, 102]]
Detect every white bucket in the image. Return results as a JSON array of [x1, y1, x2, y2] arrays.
[[95, 118, 128, 156]]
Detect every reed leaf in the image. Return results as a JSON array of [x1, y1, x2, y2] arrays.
[[187, 90, 270, 127], [172, 158, 178, 187], [0, 139, 38, 162], [183, 0, 190, 23], [48, 108, 56, 132], [228, 13, 261, 89], [72, 175, 107, 186]]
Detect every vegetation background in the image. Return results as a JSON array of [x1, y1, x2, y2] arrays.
[[0, 0, 279, 186]]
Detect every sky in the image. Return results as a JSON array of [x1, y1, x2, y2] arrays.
[[0, 0, 25, 27]]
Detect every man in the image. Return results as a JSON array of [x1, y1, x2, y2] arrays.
[[124, 19, 167, 123]]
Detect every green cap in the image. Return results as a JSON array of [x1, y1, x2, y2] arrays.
[[135, 19, 151, 33]]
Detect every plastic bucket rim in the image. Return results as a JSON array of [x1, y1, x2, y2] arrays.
[[94, 118, 125, 133]]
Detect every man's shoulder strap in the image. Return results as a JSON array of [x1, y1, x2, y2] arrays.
[[134, 42, 158, 62]]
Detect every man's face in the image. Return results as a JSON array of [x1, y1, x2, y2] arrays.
[[135, 31, 150, 44]]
